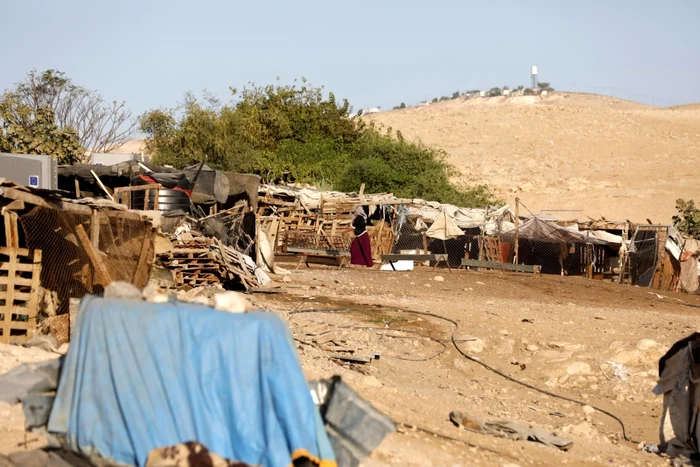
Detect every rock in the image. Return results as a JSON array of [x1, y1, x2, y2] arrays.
[[453, 358, 469, 371], [363, 375, 383, 388], [495, 339, 515, 355], [499, 329, 509, 336], [539, 350, 574, 362], [213, 291, 251, 313], [476, 281, 485, 285], [583, 405, 596, 415], [104, 281, 141, 300], [613, 350, 642, 365], [424, 284, 432, 288], [433, 276, 445, 282], [462, 338, 486, 354], [282, 276, 292, 283], [566, 362, 592, 376], [548, 342, 583, 351], [526, 344, 540, 352], [636, 339, 658, 352]]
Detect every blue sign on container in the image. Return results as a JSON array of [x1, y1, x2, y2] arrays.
[[29, 175, 39, 188]]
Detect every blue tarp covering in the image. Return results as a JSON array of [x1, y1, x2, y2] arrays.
[[47, 297, 336, 467]]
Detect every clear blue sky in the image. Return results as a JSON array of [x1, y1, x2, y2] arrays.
[[2, 0, 699, 116]]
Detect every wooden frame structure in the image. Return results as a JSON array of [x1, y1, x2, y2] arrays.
[[114, 184, 162, 210]]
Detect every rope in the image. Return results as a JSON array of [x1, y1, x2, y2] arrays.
[[289, 306, 640, 444]]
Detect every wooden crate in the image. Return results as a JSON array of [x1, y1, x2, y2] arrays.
[[0, 248, 42, 344]]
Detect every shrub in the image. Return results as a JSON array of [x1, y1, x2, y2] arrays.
[[141, 80, 498, 207]]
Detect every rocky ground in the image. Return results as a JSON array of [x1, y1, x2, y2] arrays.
[[3, 265, 700, 466]]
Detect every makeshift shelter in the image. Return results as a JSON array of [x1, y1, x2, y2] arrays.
[[425, 211, 465, 241], [502, 217, 610, 276]]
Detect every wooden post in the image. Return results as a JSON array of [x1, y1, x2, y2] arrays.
[[514, 197, 520, 265], [90, 209, 100, 250], [3, 210, 19, 248], [359, 183, 365, 198], [74, 177, 81, 198], [90, 170, 115, 201], [422, 233, 428, 255]]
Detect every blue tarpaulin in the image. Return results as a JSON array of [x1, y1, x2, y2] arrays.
[[47, 296, 336, 467]]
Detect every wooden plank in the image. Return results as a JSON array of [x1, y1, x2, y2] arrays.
[[26, 249, 41, 341], [3, 210, 19, 248], [91, 209, 100, 250], [0, 187, 144, 221], [0, 276, 32, 287], [462, 259, 540, 274], [132, 228, 154, 287], [0, 249, 16, 343], [0, 247, 30, 256], [75, 224, 113, 286], [382, 254, 443, 262], [287, 247, 350, 257], [329, 354, 372, 364], [4, 200, 25, 211], [0, 263, 38, 273], [90, 170, 115, 201]]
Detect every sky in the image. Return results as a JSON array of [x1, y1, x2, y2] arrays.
[[1, 0, 699, 119]]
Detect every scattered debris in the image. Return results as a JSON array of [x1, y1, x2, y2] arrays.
[[449, 410, 573, 451]]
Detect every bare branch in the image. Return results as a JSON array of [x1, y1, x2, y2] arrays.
[[8, 70, 137, 153]]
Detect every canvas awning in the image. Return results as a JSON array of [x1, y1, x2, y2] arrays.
[[503, 217, 609, 245], [425, 211, 464, 240]]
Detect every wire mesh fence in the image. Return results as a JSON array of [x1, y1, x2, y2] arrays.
[[19, 206, 155, 314], [390, 215, 622, 277]]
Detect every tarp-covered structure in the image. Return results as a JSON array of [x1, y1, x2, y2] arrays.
[[503, 217, 610, 245], [58, 161, 259, 208], [425, 211, 464, 240], [46, 297, 336, 467], [259, 184, 514, 234]]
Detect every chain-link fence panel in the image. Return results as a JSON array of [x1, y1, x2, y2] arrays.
[[20, 206, 155, 314]]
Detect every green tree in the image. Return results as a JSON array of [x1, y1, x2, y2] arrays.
[[451, 91, 461, 99], [488, 87, 502, 97], [0, 93, 83, 164], [673, 199, 700, 239], [140, 79, 498, 207]]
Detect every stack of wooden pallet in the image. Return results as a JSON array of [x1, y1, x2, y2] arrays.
[[0, 247, 42, 344], [163, 237, 260, 290]]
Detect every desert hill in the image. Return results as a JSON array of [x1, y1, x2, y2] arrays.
[[366, 92, 700, 223]]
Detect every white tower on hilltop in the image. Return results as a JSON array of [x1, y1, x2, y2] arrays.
[[531, 66, 539, 90]]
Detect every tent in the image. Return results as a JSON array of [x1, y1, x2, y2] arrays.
[[426, 211, 464, 240]]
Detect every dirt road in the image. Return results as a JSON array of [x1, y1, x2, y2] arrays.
[[254, 265, 700, 466]]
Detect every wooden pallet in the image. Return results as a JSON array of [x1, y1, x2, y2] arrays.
[[0, 247, 42, 344]]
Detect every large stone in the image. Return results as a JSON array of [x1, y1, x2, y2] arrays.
[[636, 339, 658, 352], [566, 361, 592, 376], [462, 338, 486, 354], [495, 339, 515, 355]]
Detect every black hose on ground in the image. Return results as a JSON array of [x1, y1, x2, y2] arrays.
[[289, 306, 641, 444]]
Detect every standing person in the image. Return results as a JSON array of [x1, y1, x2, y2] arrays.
[[349, 205, 374, 267]]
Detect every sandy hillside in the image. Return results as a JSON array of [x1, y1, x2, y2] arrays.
[[366, 93, 700, 224]]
